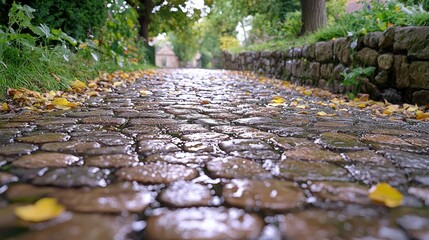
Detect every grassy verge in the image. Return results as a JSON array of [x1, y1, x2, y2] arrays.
[[0, 47, 150, 100], [0, 3, 151, 100]]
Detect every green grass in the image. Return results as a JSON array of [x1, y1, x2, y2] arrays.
[[0, 46, 150, 100]]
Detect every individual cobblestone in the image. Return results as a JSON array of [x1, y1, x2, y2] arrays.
[[1, 69, 429, 239]]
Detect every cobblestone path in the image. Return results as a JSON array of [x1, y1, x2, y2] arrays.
[[1, 69, 429, 239]]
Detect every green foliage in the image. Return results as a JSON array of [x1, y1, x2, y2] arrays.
[[0, 0, 106, 40], [341, 66, 376, 97], [0, 2, 148, 99], [99, 0, 146, 67], [314, 0, 429, 42], [169, 25, 199, 62]]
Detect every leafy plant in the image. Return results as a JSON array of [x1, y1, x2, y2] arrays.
[[341, 66, 376, 98]]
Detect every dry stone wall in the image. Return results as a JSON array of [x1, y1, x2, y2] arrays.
[[222, 26, 429, 105]]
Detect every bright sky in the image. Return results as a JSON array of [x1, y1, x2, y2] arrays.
[[152, 0, 210, 17]]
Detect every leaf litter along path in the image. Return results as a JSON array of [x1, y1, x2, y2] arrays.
[[1, 69, 429, 239]]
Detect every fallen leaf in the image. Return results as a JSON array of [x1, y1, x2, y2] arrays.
[[1, 102, 9, 111], [303, 90, 312, 96], [296, 105, 307, 109], [416, 111, 429, 121], [316, 111, 336, 117], [200, 100, 211, 105], [70, 80, 86, 92], [270, 96, 286, 106], [14, 198, 65, 222], [368, 182, 403, 207], [357, 103, 367, 108], [140, 90, 153, 96], [52, 97, 75, 110]]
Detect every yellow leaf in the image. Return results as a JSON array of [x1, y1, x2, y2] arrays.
[[113, 81, 122, 87], [303, 90, 312, 96], [272, 96, 285, 103], [140, 90, 153, 96], [296, 105, 307, 109], [404, 104, 419, 112], [368, 182, 403, 207], [52, 97, 69, 106], [316, 111, 336, 117], [70, 80, 86, 92], [52, 98, 71, 110], [270, 96, 286, 106], [67, 102, 78, 108], [383, 109, 393, 116], [357, 103, 367, 108], [1, 102, 9, 111], [416, 111, 429, 120], [14, 198, 65, 222]]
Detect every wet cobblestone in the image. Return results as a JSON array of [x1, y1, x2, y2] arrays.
[[1, 69, 429, 239]]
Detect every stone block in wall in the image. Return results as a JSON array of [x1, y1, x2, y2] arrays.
[[318, 79, 329, 90], [320, 63, 334, 79], [394, 27, 429, 60], [308, 43, 316, 60], [334, 38, 351, 65], [262, 58, 270, 67], [302, 45, 310, 58], [394, 55, 410, 89], [287, 48, 294, 58], [375, 70, 389, 88], [413, 90, 429, 105], [333, 64, 345, 81], [381, 88, 403, 104], [379, 27, 395, 50], [261, 51, 272, 58], [364, 32, 382, 50], [360, 78, 382, 100], [285, 60, 293, 77], [410, 61, 429, 89], [315, 41, 334, 63], [308, 62, 320, 79], [377, 54, 394, 70], [357, 47, 379, 66], [293, 47, 302, 58], [291, 59, 303, 77]]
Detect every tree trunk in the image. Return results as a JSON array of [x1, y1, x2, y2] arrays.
[[300, 0, 327, 35], [137, 0, 153, 42]]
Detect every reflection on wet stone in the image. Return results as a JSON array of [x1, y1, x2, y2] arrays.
[[207, 157, 271, 179], [57, 184, 153, 213], [41, 141, 101, 154], [283, 147, 343, 162], [145, 152, 212, 164], [12, 153, 80, 168], [145, 207, 263, 240], [223, 179, 306, 211], [278, 160, 351, 181], [310, 181, 371, 205], [10, 214, 135, 240], [116, 162, 198, 183], [32, 167, 110, 187], [0, 143, 38, 156], [85, 154, 139, 168], [137, 140, 181, 156], [159, 181, 212, 207], [16, 133, 70, 144]]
